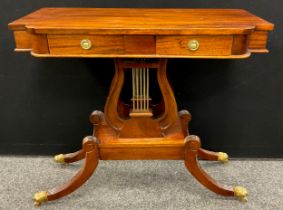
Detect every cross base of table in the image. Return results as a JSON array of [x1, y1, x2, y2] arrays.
[[33, 58, 248, 206], [33, 133, 248, 207]]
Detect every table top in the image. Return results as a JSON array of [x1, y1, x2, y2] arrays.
[[9, 8, 273, 35], [8, 8, 274, 58]]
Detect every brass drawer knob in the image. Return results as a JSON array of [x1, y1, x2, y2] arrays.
[[188, 40, 199, 51], [80, 39, 92, 50]]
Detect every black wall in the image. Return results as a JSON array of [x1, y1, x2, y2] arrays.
[[0, 1, 282, 157]]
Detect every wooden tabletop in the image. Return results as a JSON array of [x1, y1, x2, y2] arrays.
[[8, 8, 274, 58], [9, 8, 274, 35]]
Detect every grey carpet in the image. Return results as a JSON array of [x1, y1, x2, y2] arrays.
[[0, 156, 282, 210]]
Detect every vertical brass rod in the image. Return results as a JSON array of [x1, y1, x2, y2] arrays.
[[143, 67, 146, 111], [141, 68, 144, 110], [139, 67, 142, 111], [136, 68, 139, 111], [132, 68, 136, 111], [147, 67, 149, 110]]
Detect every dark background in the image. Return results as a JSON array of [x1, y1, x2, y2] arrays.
[[0, 1, 282, 157]]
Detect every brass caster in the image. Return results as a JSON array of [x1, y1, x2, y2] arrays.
[[217, 152, 229, 163], [33, 191, 48, 207], [234, 186, 248, 202], [54, 154, 65, 164]]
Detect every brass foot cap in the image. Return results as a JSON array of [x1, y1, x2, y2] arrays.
[[234, 186, 248, 202], [34, 191, 48, 207], [54, 154, 65, 164], [217, 152, 229, 163]]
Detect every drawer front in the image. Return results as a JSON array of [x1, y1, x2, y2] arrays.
[[48, 35, 234, 57], [48, 35, 124, 55], [156, 35, 233, 56]]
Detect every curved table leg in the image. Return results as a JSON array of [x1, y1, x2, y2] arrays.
[[34, 136, 99, 206], [54, 110, 106, 164], [54, 149, 85, 164], [198, 148, 229, 163], [184, 135, 248, 201]]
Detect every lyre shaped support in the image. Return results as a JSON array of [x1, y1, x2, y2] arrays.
[[104, 59, 125, 131], [104, 58, 179, 138], [157, 59, 178, 131]]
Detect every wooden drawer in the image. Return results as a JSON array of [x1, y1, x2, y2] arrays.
[[46, 34, 241, 57], [48, 35, 156, 56], [156, 35, 233, 56], [48, 35, 124, 55]]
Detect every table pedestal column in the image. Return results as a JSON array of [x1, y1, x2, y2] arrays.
[[34, 59, 248, 206]]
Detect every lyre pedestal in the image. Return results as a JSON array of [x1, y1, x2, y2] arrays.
[[8, 8, 274, 207], [35, 58, 248, 206]]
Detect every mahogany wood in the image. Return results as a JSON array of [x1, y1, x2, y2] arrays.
[[198, 148, 220, 161], [156, 35, 233, 56], [124, 35, 156, 54], [9, 8, 273, 34], [13, 31, 32, 52], [8, 8, 274, 205], [157, 59, 179, 132], [48, 35, 124, 55], [47, 136, 99, 201], [184, 135, 234, 196], [62, 149, 85, 163], [104, 59, 125, 132], [179, 110, 192, 136], [99, 138, 185, 160], [232, 35, 249, 55], [248, 31, 270, 53], [9, 8, 274, 58], [31, 34, 49, 54]]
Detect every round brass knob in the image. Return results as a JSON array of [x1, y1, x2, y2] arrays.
[[80, 39, 92, 50], [188, 40, 199, 51]]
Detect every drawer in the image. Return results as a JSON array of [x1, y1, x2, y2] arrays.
[[48, 35, 124, 55], [48, 35, 156, 56], [156, 35, 233, 56]]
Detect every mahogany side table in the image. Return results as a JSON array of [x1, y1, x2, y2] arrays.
[[8, 8, 274, 206]]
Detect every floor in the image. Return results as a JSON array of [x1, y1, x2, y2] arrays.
[[0, 156, 282, 210]]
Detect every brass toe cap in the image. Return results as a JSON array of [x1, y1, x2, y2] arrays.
[[234, 186, 248, 202], [54, 154, 65, 164], [34, 191, 48, 207], [217, 152, 229, 163]]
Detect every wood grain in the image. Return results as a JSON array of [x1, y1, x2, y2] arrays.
[[31, 34, 49, 54], [13, 31, 32, 51], [99, 138, 184, 160], [9, 8, 273, 34], [48, 35, 124, 55], [184, 135, 235, 196], [248, 31, 269, 53], [156, 35, 233, 56], [9, 8, 274, 58], [232, 35, 248, 55], [47, 136, 99, 201], [124, 35, 156, 54], [10, 8, 272, 204]]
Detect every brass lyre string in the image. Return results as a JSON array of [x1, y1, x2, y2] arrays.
[[132, 59, 150, 112], [147, 67, 149, 110], [136, 68, 139, 111], [143, 67, 146, 111], [139, 66, 142, 110], [132, 68, 136, 111]]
